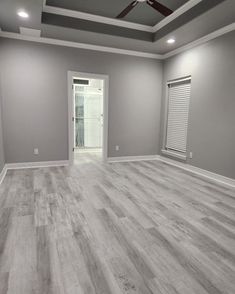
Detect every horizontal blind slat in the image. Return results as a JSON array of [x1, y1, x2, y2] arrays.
[[166, 80, 191, 153]]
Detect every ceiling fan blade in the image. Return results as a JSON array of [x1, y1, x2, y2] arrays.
[[116, 1, 138, 18], [147, 0, 173, 16]]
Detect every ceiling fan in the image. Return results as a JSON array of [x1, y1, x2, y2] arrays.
[[116, 0, 173, 19]]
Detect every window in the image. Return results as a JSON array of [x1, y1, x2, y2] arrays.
[[163, 77, 191, 160]]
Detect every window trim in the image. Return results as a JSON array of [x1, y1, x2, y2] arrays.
[[162, 76, 191, 161]]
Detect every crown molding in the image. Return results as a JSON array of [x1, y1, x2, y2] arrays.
[[19, 27, 41, 37], [162, 23, 235, 59], [43, 0, 202, 33], [43, 5, 153, 33], [0, 31, 162, 59], [153, 0, 202, 32], [0, 23, 234, 60]]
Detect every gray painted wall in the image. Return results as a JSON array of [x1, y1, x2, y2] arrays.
[[0, 38, 163, 163], [160, 31, 235, 179], [0, 31, 234, 179], [0, 79, 5, 173]]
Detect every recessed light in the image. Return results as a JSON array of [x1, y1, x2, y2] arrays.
[[17, 10, 29, 18], [167, 38, 175, 44]]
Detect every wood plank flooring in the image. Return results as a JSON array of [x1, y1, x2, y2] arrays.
[[0, 153, 235, 294]]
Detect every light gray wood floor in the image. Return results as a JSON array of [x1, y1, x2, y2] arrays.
[[0, 153, 235, 294]]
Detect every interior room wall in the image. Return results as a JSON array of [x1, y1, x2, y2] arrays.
[[160, 31, 235, 179], [0, 38, 163, 163], [0, 31, 234, 180], [0, 78, 5, 174]]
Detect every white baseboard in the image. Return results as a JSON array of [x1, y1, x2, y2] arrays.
[[107, 154, 235, 188], [161, 149, 187, 161], [158, 156, 235, 189], [6, 160, 69, 170], [0, 160, 69, 186], [107, 155, 160, 163], [1, 157, 234, 189], [0, 165, 7, 185]]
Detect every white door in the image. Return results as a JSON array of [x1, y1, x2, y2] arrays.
[[74, 79, 103, 149]]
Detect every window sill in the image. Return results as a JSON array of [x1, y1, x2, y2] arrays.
[[161, 149, 187, 161]]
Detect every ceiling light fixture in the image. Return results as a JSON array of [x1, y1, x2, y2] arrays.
[[17, 10, 29, 18], [167, 38, 175, 44]]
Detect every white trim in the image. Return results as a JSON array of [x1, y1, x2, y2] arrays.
[[158, 156, 235, 189], [0, 31, 161, 59], [68, 71, 74, 165], [6, 160, 69, 170], [167, 76, 191, 85], [107, 155, 160, 163], [19, 27, 41, 37], [162, 81, 169, 152], [0, 161, 69, 185], [107, 154, 235, 189], [43, 5, 153, 33], [163, 23, 235, 59], [153, 0, 202, 32], [43, 0, 202, 33], [161, 149, 187, 161], [1, 157, 234, 189], [1, 24, 234, 60], [0, 165, 7, 185], [68, 71, 109, 164], [162, 76, 191, 156], [74, 148, 102, 154]]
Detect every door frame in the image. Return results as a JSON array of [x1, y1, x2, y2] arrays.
[[68, 71, 109, 164]]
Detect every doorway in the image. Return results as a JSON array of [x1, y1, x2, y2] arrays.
[[68, 71, 108, 164]]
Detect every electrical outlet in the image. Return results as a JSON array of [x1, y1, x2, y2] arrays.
[[115, 145, 119, 151], [34, 148, 39, 155], [189, 152, 193, 159]]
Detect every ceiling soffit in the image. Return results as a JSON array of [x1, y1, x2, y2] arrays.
[[42, 0, 226, 42]]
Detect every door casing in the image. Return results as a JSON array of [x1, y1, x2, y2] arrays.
[[68, 71, 109, 164]]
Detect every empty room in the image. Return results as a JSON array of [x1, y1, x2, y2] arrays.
[[0, 0, 235, 293]]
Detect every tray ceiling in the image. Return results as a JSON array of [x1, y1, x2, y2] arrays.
[[46, 0, 189, 26], [0, 0, 234, 56]]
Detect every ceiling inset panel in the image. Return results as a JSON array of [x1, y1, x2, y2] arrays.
[[0, 0, 233, 56], [42, 13, 153, 41], [46, 0, 189, 26]]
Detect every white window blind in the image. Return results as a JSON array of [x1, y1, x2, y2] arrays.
[[166, 79, 191, 153]]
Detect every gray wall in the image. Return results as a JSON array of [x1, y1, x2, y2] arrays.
[[1, 32, 234, 179], [0, 79, 5, 173], [160, 31, 235, 179], [0, 38, 163, 163]]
